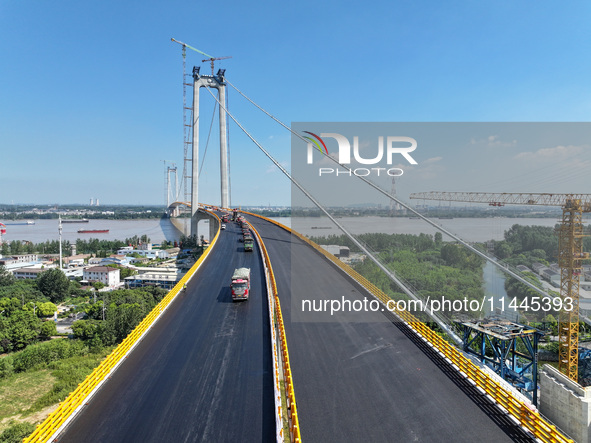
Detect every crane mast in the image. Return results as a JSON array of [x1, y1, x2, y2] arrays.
[[410, 191, 591, 382]]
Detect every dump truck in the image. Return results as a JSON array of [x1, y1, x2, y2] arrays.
[[244, 235, 254, 251], [231, 268, 250, 301]]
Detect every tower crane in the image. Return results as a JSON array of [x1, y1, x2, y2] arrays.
[[170, 38, 232, 76], [170, 38, 214, 59], [410, 191, 591, 382], [201, 56, 232, 76]]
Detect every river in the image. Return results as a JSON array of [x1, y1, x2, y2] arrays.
[[1, 218, 184, 245], [0, 216, 569, 244]]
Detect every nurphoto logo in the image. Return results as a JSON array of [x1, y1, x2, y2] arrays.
[[303, 131, 418, 177]]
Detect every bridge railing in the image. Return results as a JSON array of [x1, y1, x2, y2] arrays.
[[246, 219, 301, 443], [24, 212, 222, 443], [243, 212, 573, 443]]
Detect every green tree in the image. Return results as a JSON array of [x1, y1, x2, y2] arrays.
[[37, 269, 70, 303], [39, 320, 57, 338], [0, 298, 21, 316], [7, 310, 42, 351], [0, 266, 15, 286], [36, 302, 57, 317], [72, 319, 101, 340], [434, 232, 443, 246], [0, 422, 35, 443], [92, 281, 105, 291], [9, 241, 23, 255]]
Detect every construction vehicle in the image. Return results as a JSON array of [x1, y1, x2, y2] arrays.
[[244, 235, 254, 252], [231, 268, 250, 301]]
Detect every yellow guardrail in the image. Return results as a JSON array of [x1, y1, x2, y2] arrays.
[[24, 212, 222, 443], [243, 212, 573, 443], [243, 217, 301, 443]]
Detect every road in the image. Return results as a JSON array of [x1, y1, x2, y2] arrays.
[[58, 220, 275, 443], [247, 215, 535, 443]]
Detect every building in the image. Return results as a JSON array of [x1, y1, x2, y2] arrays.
[[532, 262, 548, 276], [63, 254, 91, 267], [117, 245, 169, 260], [83, 266, 120, 288], [0, 254, 39, 266], [124, 271, 183, 290], [100, 256, 130, 266], [12, 267, 45, 280], [320, 245, 350, 258], [541, 269, 561, 287]]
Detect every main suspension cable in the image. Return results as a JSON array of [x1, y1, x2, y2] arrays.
[[225, 77, 557, 303]]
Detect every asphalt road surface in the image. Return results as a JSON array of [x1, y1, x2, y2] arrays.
[[58, 220, 275, 443], [248, 215, 535, 443]]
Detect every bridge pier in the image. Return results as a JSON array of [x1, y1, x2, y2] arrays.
[[192, 210, 219, 243], [540, 364, 591, 443]]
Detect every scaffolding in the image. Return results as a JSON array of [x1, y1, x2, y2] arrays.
[[461, 317, 544, 405]]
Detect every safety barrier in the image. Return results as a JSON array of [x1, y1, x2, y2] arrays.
[[24, 212, 222, 443], [243, 217, 301, 443], [243, 212, 573, 443]]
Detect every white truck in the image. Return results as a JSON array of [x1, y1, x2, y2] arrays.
[[231, 268, 251, 301]]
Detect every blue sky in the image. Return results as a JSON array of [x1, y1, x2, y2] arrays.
[[1, 1, 590, 207]]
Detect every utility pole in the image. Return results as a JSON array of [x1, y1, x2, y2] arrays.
[[58, 216, 63, 270]]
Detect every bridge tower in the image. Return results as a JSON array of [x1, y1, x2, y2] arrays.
[[191, 66, 229, 237]]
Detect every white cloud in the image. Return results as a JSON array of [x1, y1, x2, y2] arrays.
[[514, 144, 586, 161], [470, 135, 517, 148]]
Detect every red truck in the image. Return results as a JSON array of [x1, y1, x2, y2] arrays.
[[231, 268, 251, 301]]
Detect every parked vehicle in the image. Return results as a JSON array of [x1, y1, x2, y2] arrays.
[[231, 268, 251, 301]]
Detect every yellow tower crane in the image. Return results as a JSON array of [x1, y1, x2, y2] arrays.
[[410, 191, 591, 382]]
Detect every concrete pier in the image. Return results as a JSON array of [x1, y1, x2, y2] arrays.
[[540, 364, 591, 442]]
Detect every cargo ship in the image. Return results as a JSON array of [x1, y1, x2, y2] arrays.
[[4, 220, 35, 225], [77, 229, 109, 234], [63, 219, 89, 223]]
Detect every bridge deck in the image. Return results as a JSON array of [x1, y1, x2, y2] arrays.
[[248, 215, 535, 443], [58, 221, 274, 442]]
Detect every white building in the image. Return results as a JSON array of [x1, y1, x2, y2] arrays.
[[83, 266, 120, 288], [0, 254, 39, 267], [12, 267, 45, 280], [116, 246, 169, 260]]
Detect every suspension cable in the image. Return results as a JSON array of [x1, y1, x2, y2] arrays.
[[225, 77, 557, 303], [201, 84, 461, 344], [199, 100, 218, 178]]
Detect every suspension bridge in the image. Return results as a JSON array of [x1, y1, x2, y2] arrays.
[[23, 41, 587, 443]]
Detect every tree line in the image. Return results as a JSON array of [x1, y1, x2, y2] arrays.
[[310, 231, 485, 319]]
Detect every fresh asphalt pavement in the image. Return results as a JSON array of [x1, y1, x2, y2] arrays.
[[58, 220, 275, 443], [248, 215, 535, 443]]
